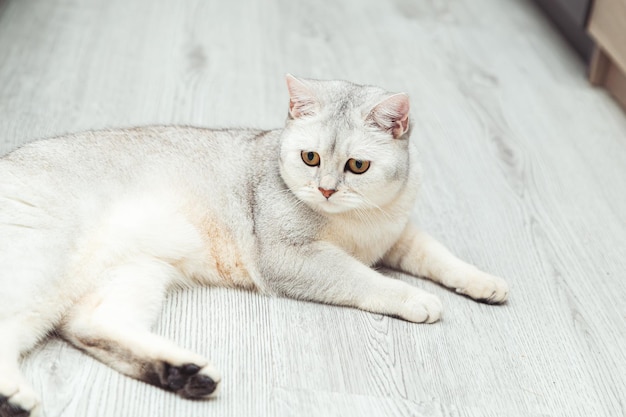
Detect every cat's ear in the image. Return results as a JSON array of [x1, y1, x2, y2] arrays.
[[366, 93, 410, 139], [286, 74, 319, 119]]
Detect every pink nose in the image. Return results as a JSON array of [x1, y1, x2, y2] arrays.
[[318, 188, 336, 199]]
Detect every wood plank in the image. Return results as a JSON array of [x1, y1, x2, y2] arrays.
[[1, 0, 626, 416], [588, 0, 626, 72], [606, 59, 626, 110], [589, 46, 610, 85]]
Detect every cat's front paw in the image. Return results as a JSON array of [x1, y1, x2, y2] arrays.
[[401, 291, 443, 324], [0, 381, 41, 417], [456, 270, 509, 304], [155, 362, 222, 399]]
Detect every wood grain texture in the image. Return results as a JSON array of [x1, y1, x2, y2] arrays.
[[1, 0, 626, 416]]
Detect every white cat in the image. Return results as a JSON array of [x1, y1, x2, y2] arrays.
[[0, 75, 508, 417]]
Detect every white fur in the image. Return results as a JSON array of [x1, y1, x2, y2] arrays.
[[0, 78, 508, 416]]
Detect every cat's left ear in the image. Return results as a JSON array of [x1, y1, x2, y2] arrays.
[[366, 93, 410, 139]]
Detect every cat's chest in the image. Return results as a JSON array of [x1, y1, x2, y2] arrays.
[[320, 216, 406, 266]]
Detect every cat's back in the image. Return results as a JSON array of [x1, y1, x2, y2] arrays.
[[0, 126, 281, 308], [2, 126, 278, 212], [1, 125, 284, 253], [3, 126, 275, 183], [0, 126, 282, 320]]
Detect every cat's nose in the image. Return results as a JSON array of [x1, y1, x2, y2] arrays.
[[318, 187, 336, 199]]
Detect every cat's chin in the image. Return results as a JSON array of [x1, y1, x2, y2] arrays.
[[309, 200, 356, 215]]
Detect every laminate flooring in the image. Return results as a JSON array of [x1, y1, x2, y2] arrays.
[[0, 0, 625, 416]]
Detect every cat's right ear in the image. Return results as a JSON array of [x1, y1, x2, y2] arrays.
[[286, 74, 319, 119], [366, 93, 410, 139]]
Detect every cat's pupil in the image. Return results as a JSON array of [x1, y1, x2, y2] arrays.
[[355, 160, 363, 169], [307, 152, 314, 161]]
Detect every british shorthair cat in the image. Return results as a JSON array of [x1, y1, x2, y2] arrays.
[[0, 75, 508, 417]]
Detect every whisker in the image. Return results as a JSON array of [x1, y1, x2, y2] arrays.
[[350, 189, 395, 221]]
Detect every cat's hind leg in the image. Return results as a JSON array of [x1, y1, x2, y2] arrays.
[[0, 318, 46, 417], [0, 269, 60, 417], [59, 258, 221, 399]]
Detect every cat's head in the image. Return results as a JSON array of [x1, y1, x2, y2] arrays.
[[279, 75, 413, 215]]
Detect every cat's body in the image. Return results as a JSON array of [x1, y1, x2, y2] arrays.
[[0, 76, 508, 417]]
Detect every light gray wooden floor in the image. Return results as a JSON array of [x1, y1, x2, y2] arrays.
[[1, 0, 625, 416]]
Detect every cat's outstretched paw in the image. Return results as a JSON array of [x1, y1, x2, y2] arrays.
[[154, 362, 221, 399], [401, 291, 443, 324], [0, 383, 41, 417], [456, 271, 509, 304]]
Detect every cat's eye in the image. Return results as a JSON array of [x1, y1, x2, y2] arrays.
[[301, 151, 320, 167], [346, 158, 370, 174]]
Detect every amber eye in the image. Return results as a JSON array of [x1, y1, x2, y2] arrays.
[[346, 158, 370, 174], [301, 151, 321, 167]]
